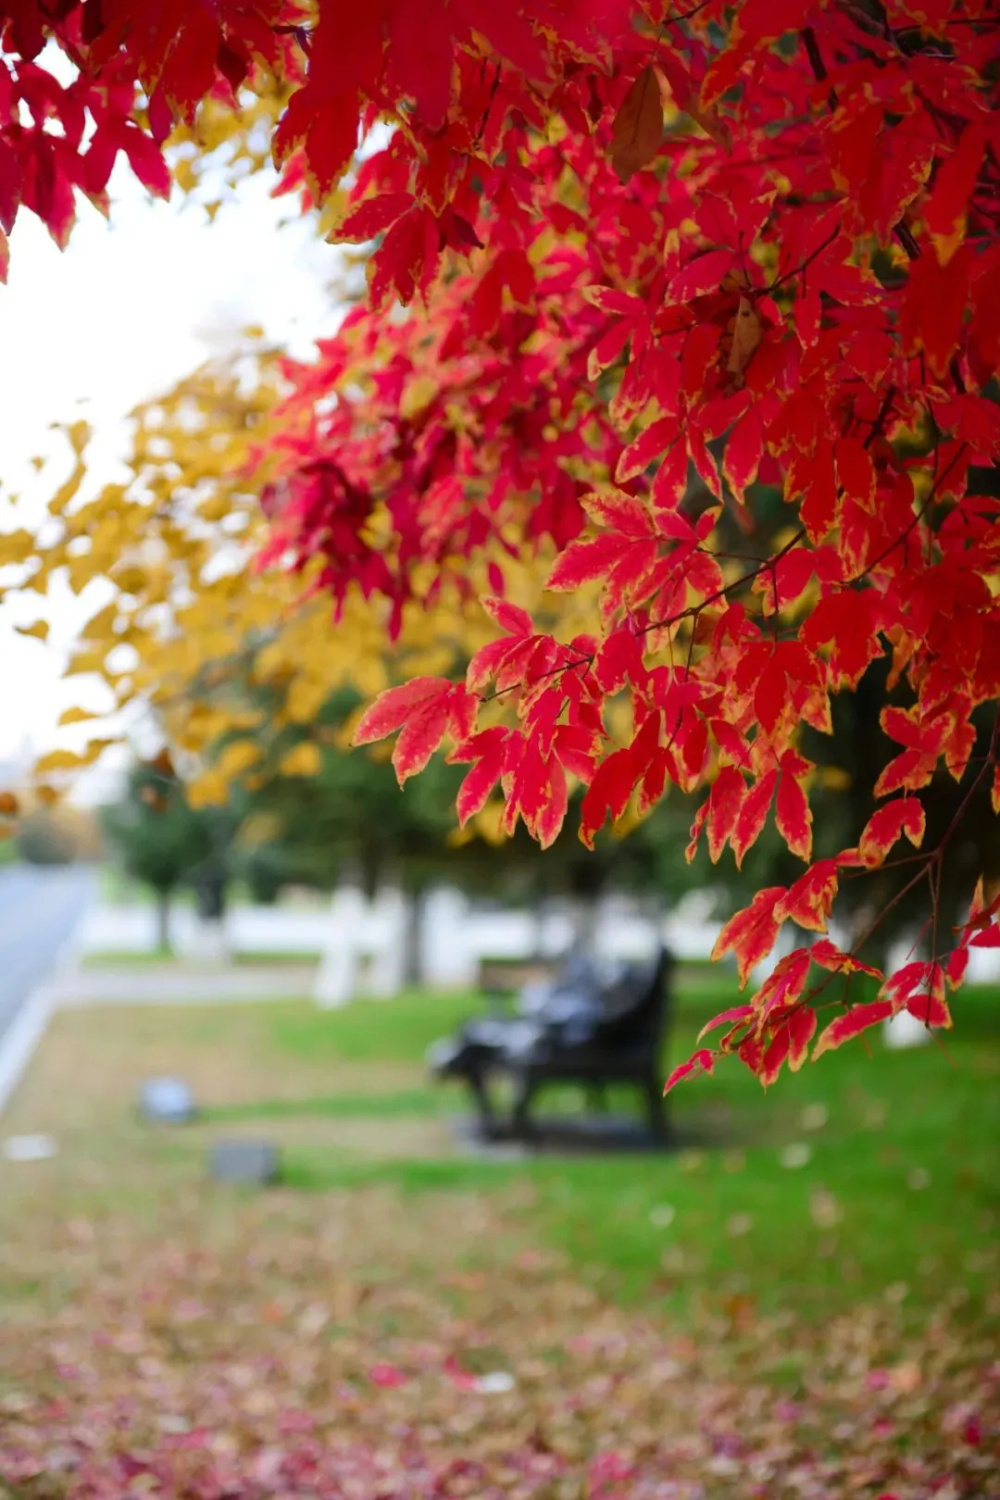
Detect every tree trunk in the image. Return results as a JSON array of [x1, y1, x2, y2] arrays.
[[156, 889, 173, 955], [401, 887, 426, 988]]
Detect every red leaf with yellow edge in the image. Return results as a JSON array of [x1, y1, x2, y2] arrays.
[[947, 946, 968, 988], [616, 419, 677, 485], [355, 678, 453, 745], [900, 244, 972, 378], [685, 798, 708, 864], [579, 747, 635, 849], [775, 773, 812, 862], [711, 887, 785, 988], [874, 749, 938, 798], [731, 769, 777, 868], [882, 961, 950, 1028], [453, 728, 508, 826], [580, 489, 653, 538], [802, 591, 882, 690], [697, 1004, 754, 1044], [481, 596, 533, 637], [651, 441, 689, 513], [758, 1020, 792, 1088], [774, 860, 839, 933], [723, 407, 763, 498], [924, 121, 985, 267], [835, 436, 876, 512], [810, 938, 882, 980], [337, 193, 412, 243], [786, 1005, 817, 1072], [594, 626, 644, 694], [706, 765, 746, 863], [536, 758, 568, 851], [812, 1000, 894, 1061], [858, 796, 925, 868], [663, 1048, 715, 1096], [547, 534, 631, 592], [992, 766, 1000, 816], [755, 947, 812, 1024], [904, 989, 952, 1029], [788, 451, 839, 544], [392, 700, 450, 785], [754, 656, 788, 739]]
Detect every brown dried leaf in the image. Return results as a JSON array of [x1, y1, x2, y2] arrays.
[[727, 294, 762, 380], [610, 66, 663, 183]]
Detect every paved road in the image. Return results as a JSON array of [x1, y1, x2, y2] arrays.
[[0, 865, 95, 1045]]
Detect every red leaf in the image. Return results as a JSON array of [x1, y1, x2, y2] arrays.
[[812, 1000, 894, 1061], [792, 451, 839, 543], [119, 124, 171, 198], [786, 1005, 817, 1072], [810, 939, 882, 980], [711, 887, 785, 988], [616, 419, 677, 485], [697, 1004, 754, 1043], [354, 678, 452, 745], [835, 436, 876, 513], [337, 193, 412, 243], [392, 699, 450, 784], [775, 773, 812, 862], [481, 596, 534, 637], [579, 747, 635, 849], [731, 769, 777, 868], [594, 627, 643, 694], [775, 860, 839, 934], [547, 535, 629, 592], [358, 681, 452, 744], [666, 248, 735, 303], [706, 765, 745, 863], [858, 797, 926, 868], [663, 1048, 715, 1095], [723, 407, 763, 497], [754, 656, 788, 739], [453, 729, 507, 826], [802, 591, 882, 690], [900, 244, 972, 378], [924, 121, 985, 266]]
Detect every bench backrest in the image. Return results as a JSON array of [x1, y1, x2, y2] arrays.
[[595, 945, 675, 1053]]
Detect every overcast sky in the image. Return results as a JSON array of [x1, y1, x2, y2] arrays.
[[0, 155, 341, 789]]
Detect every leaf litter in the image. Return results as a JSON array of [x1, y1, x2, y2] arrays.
[[0, 1182, 996, 1498]]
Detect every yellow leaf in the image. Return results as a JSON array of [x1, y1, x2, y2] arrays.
[[0, 791, 19, 816], [33, 749, 83, 774], [57, 707, 99, 726], [400, 374, 439, 421], [278, 741, 321, 778], [15, 620, 50, 642], [0, 530, 38, 566], [187, 770, 230, 808], [215, 739, 263, 778]]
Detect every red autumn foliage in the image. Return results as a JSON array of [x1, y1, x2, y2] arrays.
[[6, 2, 1000, 1085]]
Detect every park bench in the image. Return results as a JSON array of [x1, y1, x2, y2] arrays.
[[428, 946, 675, 1144]]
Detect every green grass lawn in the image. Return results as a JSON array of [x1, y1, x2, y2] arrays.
[[267, 980, 1000, 1323], [6, 975, 994, 1332]]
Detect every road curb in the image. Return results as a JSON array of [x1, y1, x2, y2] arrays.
[[0, 980, 55, 1118], [0, 889, 89, 1120]]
